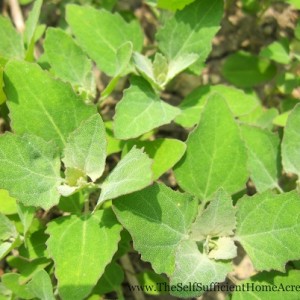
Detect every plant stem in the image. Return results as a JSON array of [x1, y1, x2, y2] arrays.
[[120, 254, 146, 300], [8, 0, 25, 32]]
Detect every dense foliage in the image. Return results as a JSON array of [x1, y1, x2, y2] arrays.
[[0, 0, 300, 299]]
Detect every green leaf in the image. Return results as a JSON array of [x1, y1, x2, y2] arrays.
[[235, 191, 300, 271], [0, 16, 24, 60], [92, 262, 124, 295], [157, 0, 196, 10], [208, 237, 237, 260], [174, 94, 248, 201], [4, 60, 96, 152], [0, 133, 61, 210], [1, 274, 35, 300], [46, 208, 122, 300], [282, 104, 300, 176], [17, 203, 36, 237], [156, 0, 223, 74], [98, 147, 153, 205], [241, 125, 281, 192], [105, 121, 123, 155], [232, 270, 300, 300], [260, 40, 290, 65], [190, 189, 236, 241], [24, 0, 42, 51], [58, 192, 85, 215], [222, 51, 277, 87], [273, 111, 290, 127], [170, 240, 232, 298], [27, 270, 55, 300], [122, 138, 186, 179], [114, 77, 180, 139], [0, 213, 17, 241], [66, 5, 143, 76], [0, 190, 17, 215], [175, 85, 259, 127], [137, 271, 168, 296], [44, 28, 95, 96], [63, 114, 107, 182], [113, 183, 198, 275]]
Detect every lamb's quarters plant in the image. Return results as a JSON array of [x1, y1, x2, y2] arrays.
[[0, 0, 300, 299]]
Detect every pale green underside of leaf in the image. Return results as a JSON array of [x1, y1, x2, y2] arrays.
[[156, 0, 223, 74], [170, 240, 232, 298], [63, 114, 107, 182], [113, 183, 198, 275], [4, 60, 96, 152], [66, 5, 143, 76], [17, 203, 35, 237], [44, 28, 95, 95], [46, 209, 122, 300], [208, 237, 237, 260], [232, 270, 300, 300], [241, 124, 281, 193], [114, 77, 180, 139], [175, 85, 259, 128], [235, 191, 300, 271], [0, 16, 24, 60], [122, 138, 186, 180], [190, 189, 236, 241], [98, 147, 153, 205], [0, 133, 61, 210], [174, 94, 248, 201], [281, 104, 300, 177]]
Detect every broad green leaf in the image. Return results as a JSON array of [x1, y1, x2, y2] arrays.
[[175, 85, 259, 127], [235, 191, 300, 271], [157, 0, 196, 10], [18, 229, 48, 259], [98, 147, 153, 205], [1, 274, 35, 300], [0, 16, 24, 60], [260, 40, 290, 65], [17, 203, 36, 237], [113, 183, 198, 275], [63, 114, 107, 182], [170, 240, 232, 298], [44, 28, 95, 97], [66, 5, 143, 76], [190, 189, 236, 241], [156, 0, 223, 74], [0, 133, 61, 210], [122, 138, 186, 179], [114, 77, 180, 139], [241, 125, 281, 192], [92, 262, 124, 295], [0, 190, 17, 215], [286, 0, 300, 9], [4, 60, 96, 152], [282, 104, 300, 176], [6, 256, 51, 284], [232, 270, 300, 300], [222, 51, 276, 87], [24, 0, 42, 58], [46, 209, 122, 300], [174, 94, 248, 200], [27, 270, 55, 300]]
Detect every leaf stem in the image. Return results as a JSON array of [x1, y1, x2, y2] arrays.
[[120, 254, 146, 300]]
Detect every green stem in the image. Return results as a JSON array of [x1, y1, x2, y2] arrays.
[[99, 76, 120, 104]]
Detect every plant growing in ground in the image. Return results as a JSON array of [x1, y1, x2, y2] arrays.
[[0, 0, 300, 299]]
